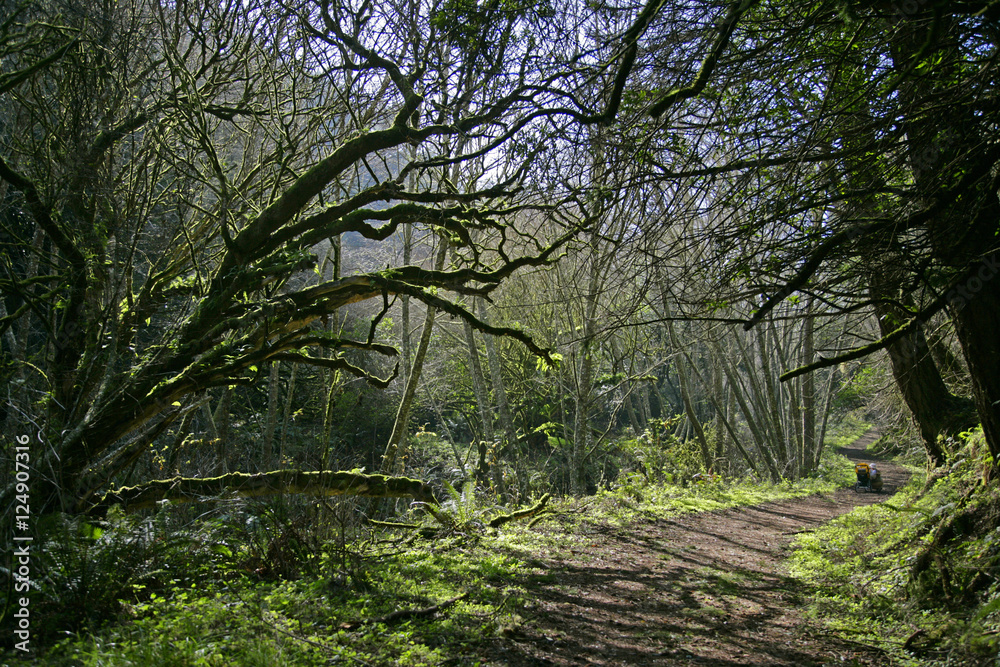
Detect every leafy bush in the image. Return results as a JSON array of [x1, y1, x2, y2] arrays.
[[613, 416, 701, 487]]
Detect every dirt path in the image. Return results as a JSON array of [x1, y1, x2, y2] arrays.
[[491, 431, 906, 666]]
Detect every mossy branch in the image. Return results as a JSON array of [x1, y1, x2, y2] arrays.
[[488, 493, 551, 528], [368, 519, 422, 529], [648, 0, 757, 118], [84, 470, 437, 516]]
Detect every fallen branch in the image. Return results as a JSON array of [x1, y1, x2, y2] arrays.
[[489, 493, 550, 528], [367, 519, 422, 529], [527, 511, 555, 528], [339, 593, 468, 630], [84, 469, 437, 516], [902, 628, 926, 652], [368, 518, 439, 538]]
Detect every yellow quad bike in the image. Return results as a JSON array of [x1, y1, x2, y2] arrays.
[[854, 462, 883, 493]]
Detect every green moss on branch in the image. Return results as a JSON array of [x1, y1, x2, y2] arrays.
[[84, 469, 437, 516], [488, 493, 551, 528]]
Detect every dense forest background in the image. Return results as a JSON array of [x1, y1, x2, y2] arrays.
[[2, 0, 999, 663]]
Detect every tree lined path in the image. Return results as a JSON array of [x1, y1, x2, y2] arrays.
[[495, 431, 905, 666]]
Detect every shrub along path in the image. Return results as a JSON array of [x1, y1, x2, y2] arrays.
[[489, 431, 907, 666]]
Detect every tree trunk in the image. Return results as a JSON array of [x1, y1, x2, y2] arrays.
[[478, 298, 518, 449], [400, 224, 413, 386], [756, 324, 789, 471], [263, 361, 281, 469], [463, 318, 495, 443], [801, 307, 817, 474], [213, 386, 232, 474], [625, 388, 643, 436], [570, 341, 594, 495], [201, 400, 218, 440], [712, 356, 728, 469], [320, 368, 340, 469], [950, 253, 1000, 470], [381, 238, 449, 474], [724, 379, 738, 469], [318, 238, 343, 468], [279, 363, 298, 464], [888, 11, 998, 468], [711, 338, 782, 481], [666, 317, 713, 472], [682, 345, 762, 478], [870, 271, 969, 464], [814, 368, 839, 472]]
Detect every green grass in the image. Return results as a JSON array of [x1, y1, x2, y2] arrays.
[[584, 445, 857, 527], [35, 541, 527, 667], [823, 411, 873, 448], [7, 428, 877, 667]]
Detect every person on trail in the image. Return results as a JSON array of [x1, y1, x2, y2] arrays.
[[870, 464, 883, 492]]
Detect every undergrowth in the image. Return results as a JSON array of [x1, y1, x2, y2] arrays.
[[789, 428, 1000, 666], [2, 429, 870, 666], [9, 513, 528, 667]]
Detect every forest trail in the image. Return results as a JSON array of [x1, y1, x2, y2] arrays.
[[493, 431, 905, 666]]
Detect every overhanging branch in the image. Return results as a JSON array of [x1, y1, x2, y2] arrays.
[[778, 266, 972, 382], [745, 143, 1000, 331], [84, 469, 438, 516], [649, 0, 758, 118], [779, 318, 918, 382], [374, 278, 556, 362], [271, 352, 399, 388]]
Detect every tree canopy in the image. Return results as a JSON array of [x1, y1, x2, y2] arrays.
[[2, 0, 999, 514]]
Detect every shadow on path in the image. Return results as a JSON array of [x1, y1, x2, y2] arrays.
[[489, 429, 904, 666]]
